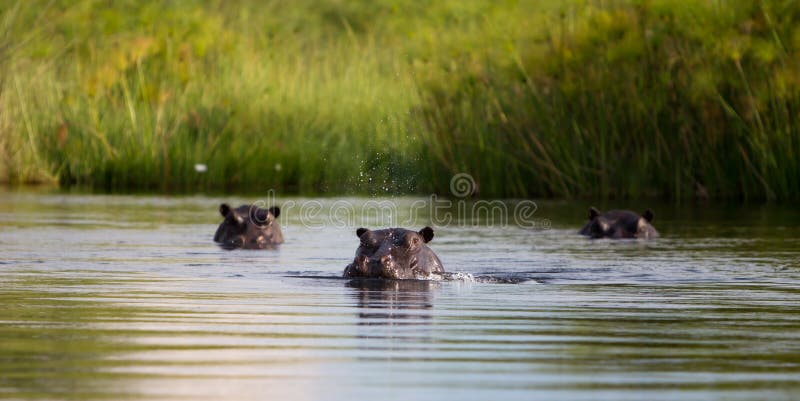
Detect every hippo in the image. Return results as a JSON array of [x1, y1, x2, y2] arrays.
[[579, 207, 658, 239], [343, 227, 445, 279], [214, 203, 283, 249]]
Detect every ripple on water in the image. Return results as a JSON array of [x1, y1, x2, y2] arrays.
[[1, 193, 800, 401]]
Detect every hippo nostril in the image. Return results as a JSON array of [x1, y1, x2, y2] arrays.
[[380, 255, 392, 264]]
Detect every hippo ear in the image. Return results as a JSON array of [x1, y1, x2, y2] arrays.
[[588, 207, 600, 220], [419, 226, 434, 243], [220, 203, 231, 217], [269, 206, 280, 219], [356, 228, 369, 237], [642, 209, 654, 222]]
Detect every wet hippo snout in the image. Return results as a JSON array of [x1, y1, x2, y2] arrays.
[[378, 254, 392, 266], [346, 255, 372, 276], [367, 253, 396, 276]]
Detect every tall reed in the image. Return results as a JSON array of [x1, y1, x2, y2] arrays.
[[417, 0, 800, 200], [1, 0, 798, 200]]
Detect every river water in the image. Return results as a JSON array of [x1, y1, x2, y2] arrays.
[[1, 190, 799, 400]]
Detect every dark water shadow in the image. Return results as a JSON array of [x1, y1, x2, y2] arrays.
[[346, 278, 437, 326]]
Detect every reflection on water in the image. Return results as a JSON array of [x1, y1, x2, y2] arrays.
[[1, 190, 800, 400], [348, 278, 435, 323]]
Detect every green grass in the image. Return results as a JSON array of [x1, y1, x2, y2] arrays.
[[1, 0, 798, 199]]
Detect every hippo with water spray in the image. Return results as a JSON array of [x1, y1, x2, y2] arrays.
[[343, 227, 445, 279], [214, 203, 283, 249]]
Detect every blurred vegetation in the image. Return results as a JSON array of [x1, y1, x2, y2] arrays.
[[1, 0, 798, 199]]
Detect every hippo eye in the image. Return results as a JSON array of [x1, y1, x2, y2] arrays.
[[403, 234, 421, 249], [224, 214, 247, 235], [227, 213, 244, 226], [361, 236, 378, 249]]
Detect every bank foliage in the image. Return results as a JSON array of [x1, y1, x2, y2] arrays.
[[1, 0, 798, 199]]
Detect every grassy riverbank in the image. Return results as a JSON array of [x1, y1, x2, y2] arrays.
[[1, 0, 798, 199]]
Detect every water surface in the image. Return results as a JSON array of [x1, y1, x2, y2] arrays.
[[1, 191, 799, 400]]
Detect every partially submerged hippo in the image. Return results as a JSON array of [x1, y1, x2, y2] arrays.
[[214, 203, 283, 249], [343, 227, 445, 279], [579, 207, 658, 239]]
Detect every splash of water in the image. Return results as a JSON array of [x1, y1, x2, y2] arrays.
[[441, 271, 476, 282]]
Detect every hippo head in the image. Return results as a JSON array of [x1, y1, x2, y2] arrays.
[[213, 203, 284, 249], [579, 207, 659, 239], [343, 227, 445, 279]]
